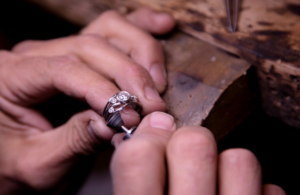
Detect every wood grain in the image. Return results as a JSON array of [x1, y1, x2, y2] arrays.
[[155, 32, 254, 140]]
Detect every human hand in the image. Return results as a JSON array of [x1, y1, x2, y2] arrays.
[[0, 8, 175, 194], [111, 112, 286, 195]]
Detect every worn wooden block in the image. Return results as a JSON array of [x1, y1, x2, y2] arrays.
[[175, 0, 300, 128], [162, 32, 255, 140]]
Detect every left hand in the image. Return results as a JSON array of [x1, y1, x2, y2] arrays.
[[0, 8, 175, 194]]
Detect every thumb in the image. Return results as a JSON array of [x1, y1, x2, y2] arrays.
[[45, 110, 115, 158], [10, 110, 115, 190]]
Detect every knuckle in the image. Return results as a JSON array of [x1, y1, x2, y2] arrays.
[[12, 40, 39, 52], [77, 34, 107, 51], [0, 51, 18, 69], [48, 55, 80, 71], [125, 63, 141, 74], [0, 50, 15, 59], [43, 55, 84, 89], [0, 50, 11, 55], [124, 63, 149, 79], [78, 34, 97, 44], [168, 127, 217, 162], [78, 34, 104, 46], [219, 148, 259, 169], [52, 54, 79, 65]]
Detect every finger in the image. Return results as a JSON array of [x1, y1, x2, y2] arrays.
[[81, 9, 175, 92], [14, 35, 167, 94], [111, 112, 176, 195], [218, 149, 262, 195], [81, 8, 175, 35], [0, 97, 52, 132], [52, 110, 114, 155], [0, 109, 51, 135], [12, 36, 166, 115], [263, 184, 286, 195], [166, 126, 217, 195], [1, 55, 140, 127], [126, 7, 176, 35], [13, 110, 114, 189], [12, 40, 44, 54]]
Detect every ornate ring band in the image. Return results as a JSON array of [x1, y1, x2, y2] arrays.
[[103, 91, 142, 139], [103, 91, 142, 121]]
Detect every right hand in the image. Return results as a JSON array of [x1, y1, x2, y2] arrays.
[[111, 112, 286, 195]]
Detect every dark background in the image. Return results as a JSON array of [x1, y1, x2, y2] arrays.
[[0, 0, 299, 194]]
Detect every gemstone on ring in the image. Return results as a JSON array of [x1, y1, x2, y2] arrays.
[[108, 107, 115, 113], [116, 91, 130, 102], [103, 91, 142, 140], [131, 95, 138, 101], [109, 97, 117, 104], [103, 91, 142, 128]]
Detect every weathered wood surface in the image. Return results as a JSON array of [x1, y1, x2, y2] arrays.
[[27, 0, 300, 63], [162, 32, 254, 140], [27, 0, 300, 128]]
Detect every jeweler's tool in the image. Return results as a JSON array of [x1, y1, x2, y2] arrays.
[[224, 0, 239, 32]]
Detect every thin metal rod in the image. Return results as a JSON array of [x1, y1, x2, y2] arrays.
[[232, 0, 239, 32], [224, 0, 239, 32], [225, 0, 233, 32], [121, 126, 130, 134]]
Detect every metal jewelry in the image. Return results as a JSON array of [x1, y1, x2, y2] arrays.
[[103, 91, 142, 139]]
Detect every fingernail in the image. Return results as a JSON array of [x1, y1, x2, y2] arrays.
[[149, 112, 176, 131], [150, 64, 167, 86], [145, 86, 163, 102], [88, 119, 115, 142]]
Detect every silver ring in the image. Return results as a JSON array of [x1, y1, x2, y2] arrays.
[[103, 91, 142, 139], [103, 91, 142, 121]]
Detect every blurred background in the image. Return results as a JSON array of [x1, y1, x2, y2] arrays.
[[0, 0, 299, 194]]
